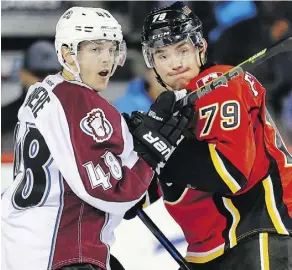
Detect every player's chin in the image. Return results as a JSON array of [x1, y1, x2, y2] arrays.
[[96, 76, 109, 91], [93, 78, 110, 92], [169, 77, 190, 90]]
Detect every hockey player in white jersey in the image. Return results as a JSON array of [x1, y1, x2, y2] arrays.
[[1, 7, 191, 270]]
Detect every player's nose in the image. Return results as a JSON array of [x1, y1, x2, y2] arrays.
[[100, 50, 112, 64], [170, 55, 183, 70]]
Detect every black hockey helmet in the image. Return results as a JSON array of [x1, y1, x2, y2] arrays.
[[141, 1, 204, 68]]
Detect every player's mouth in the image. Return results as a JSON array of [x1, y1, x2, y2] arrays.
[[98, 69, 110, 77], [168, 68, 189, 77]]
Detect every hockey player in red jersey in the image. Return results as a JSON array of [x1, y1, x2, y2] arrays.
[[1, 6, 191, 270], [125, 2, 292, 269]]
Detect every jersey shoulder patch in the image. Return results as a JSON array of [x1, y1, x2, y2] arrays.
[[196, 72, 227, 88], [80, 108, 113, 143], [187, 64, 234, 91]]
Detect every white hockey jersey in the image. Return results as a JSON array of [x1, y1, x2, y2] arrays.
[[1, 74, 154, 270]]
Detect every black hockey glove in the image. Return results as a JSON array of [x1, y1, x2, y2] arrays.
[[124, 91, 194, 168]]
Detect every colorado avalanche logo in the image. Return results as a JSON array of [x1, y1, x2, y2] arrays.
[[80, 108, 113, 143]]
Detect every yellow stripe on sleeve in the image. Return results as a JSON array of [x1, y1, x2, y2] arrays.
[[222, 198, 240, 248], [263, 177, 289, 235], [208, 144, 241, 194], [185, 244, 225, 263]]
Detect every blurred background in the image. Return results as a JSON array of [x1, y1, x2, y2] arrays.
[[2, 0, 292, 153], [1, 1, 292, 269]]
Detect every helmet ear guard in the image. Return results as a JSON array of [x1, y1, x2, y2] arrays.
[[116, 39, 127, 67], [142, 45, 154, 68], [111, 39, 127, 75]]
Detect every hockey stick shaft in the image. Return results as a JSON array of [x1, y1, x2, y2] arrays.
[[137, 209, 191, 270], [175, 37, 292, 110]]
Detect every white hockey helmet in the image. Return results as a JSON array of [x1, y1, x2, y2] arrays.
[[55, 6, 126, 79]]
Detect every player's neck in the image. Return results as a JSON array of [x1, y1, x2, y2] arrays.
[[62, 69, 75, 81]]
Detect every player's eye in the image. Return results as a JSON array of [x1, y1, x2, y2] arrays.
[[91, 47, 102, 53], [158, 54, 167, 60], [180, 48, 189, 55], [109, 47, 117, 55]]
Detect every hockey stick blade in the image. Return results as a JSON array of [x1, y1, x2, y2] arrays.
[[175, 37, 292, 110], [137, 209, 192, 270]]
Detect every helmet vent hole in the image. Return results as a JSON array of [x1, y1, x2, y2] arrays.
[[82, 13, 86, 16], [84, 26, 93, 33], [103, 33, 107, 37]]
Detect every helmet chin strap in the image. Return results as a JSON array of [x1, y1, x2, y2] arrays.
[[153, 68, 173, 91], [198, 42, 207, 68], [61, 45, 83, 82]]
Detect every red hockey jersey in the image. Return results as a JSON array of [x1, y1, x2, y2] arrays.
[[156, 64, 292, 263]]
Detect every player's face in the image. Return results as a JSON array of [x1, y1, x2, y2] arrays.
[[77, 40, 117, 91], [153, 40, 201, 90]]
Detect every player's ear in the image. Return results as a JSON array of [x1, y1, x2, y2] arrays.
[[200, 38, 208, 63], [195, 38, 208, 67], [61, 45, 75, 66], [201, 38, 208, 54]]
